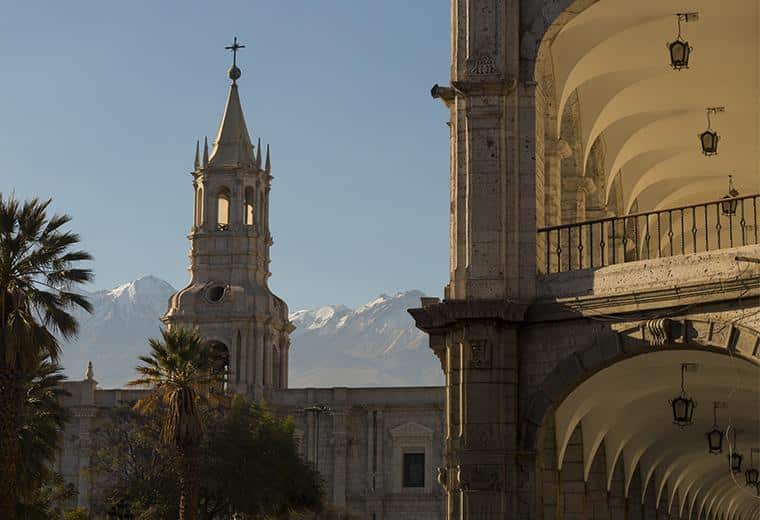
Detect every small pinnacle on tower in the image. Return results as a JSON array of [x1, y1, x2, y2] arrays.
[[194, 140, 200, 170], [203, 136, 209, 168], [265, 144, 271, 173], [85, 361, 94, 382], [256, 137, 262, 168]]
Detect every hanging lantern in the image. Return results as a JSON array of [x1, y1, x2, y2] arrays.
[[700, 130, 719, 156], [730, 452, 743, 474], [699, 107, 724, 156], [705, 401, 725, 454], [667, 14, 695, 70], [720, 175, 740, 216], [746, 450, 759, 487], [729, 428, 744, 474], [669, 363, 697, 427], [706, 428, 724, 454]]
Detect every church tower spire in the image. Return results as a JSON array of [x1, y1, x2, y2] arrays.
[[164, 38, 292, 399]]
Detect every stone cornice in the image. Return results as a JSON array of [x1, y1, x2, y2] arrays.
[[451, 78, 518, 97], [528, 275, 760, 322], [408, 300, 530, 333]]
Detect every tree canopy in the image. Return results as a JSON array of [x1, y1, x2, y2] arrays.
[[92, 396, 324, 519]]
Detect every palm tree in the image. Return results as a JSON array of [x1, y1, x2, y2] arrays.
[[17, 356, 72, 516], [129, 327, 225, 520], [0, 194, 92, 519]]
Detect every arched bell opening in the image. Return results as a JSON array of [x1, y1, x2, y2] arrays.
[[244, 186, 255, 226], [194, 185, 204, 228], [216, 187, 231, 231], [205, 340, 230, 394]]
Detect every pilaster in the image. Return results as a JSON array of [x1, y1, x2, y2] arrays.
[[410, 301, 528, 520], [332, 410, 348, 507]]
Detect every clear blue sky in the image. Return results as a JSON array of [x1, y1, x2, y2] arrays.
[[1, 1, 451, 311]]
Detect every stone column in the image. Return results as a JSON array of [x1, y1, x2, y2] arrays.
[[76, 369, 97, 509], [367, 409, 375, 493], [415, 1, 538, 518], [263, 331, 273, 387], [332, 410, 348, 507], [254, 325, 264, 399], [411, 302, 527, 520]]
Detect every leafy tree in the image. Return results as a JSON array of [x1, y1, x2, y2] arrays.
[[0, 194, 93, 519], [91, 396, 324, 519], [14, 357, 84, 519], [16, 472, 79, 520], [128, 328, 226, 520], [17, 357, 70, 502], [200, 396, 323, 517]]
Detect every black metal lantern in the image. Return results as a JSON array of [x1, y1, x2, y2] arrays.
[[699, 107, 723, 156], [746, 449, 759, 487], [705, 401, 725, 454], [699, 130, 719, 156], [720, 175, 740, 216], [668, 14, 695, 70], [669, 363, 697, 427], [746, 468, 759, 486], [730, 452, 744, 474], [729, 428, 743, 474]]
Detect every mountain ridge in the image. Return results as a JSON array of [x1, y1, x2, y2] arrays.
[[60, 277, 442, 388]]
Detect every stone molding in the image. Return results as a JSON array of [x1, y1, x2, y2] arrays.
[[408, 299, 530, 334], [390, 422, 434, 440], [519, 318, 760, 450], [530, 274, 760, 322], [389, 421, 436, 494]]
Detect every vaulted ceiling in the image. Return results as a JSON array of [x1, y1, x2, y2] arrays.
[[554, 350, 760, 519], [550, 0, 759, 214]]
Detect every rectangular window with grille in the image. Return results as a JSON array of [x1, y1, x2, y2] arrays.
[[403, 452, 425, 488]]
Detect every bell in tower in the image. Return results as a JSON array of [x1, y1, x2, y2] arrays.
[[163, 38, 292, 400]]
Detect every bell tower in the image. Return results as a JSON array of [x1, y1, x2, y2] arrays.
[[164, 39, 292, 399]]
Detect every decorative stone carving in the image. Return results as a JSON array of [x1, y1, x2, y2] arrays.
[[469, 341, 492, 369], [437, 466, 449, 492], [467, 54, 497, 75]]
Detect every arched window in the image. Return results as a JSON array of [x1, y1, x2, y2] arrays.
[[216, 188, 230, 231], [244, 187, 255, 226], [207, 341, 230, 393], [194, 186, 204, 227]]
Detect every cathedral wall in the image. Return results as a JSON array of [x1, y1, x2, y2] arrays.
[[271, 386, 445, 520], [55, 384, 446, 520]]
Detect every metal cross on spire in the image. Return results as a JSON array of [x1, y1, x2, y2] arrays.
[[225, 37, 245, 83], [225, 36, 245, 68]]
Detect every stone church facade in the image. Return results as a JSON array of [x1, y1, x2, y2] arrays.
[[57, 1, 760, 519], [56, 58, 445, 519]]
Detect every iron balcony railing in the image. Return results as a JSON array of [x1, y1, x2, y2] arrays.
[[538, 194, 759, 274]]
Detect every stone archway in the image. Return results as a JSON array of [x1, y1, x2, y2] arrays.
[[205, 340, 231, 392], [520, 318, 760, 520], [522, 318, 760, 451]]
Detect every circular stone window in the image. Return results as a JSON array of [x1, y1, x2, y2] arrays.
[[205, 284, 226, 303]]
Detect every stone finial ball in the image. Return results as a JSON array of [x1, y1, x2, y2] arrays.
[[228, 65, 241, 81]]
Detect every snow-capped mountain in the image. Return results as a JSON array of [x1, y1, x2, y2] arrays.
[[288, 291, 443, 387], [60, 276, 175, 387], [59, 277, 443, 389]]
